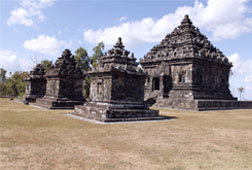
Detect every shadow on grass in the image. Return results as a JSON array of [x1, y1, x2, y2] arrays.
[[162, 115, 178, 120]]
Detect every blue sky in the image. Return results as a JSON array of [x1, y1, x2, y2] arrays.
[[1, 0, 252, 100]]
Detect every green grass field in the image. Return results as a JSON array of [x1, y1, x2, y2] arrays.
[[1, 98, 252, 170]]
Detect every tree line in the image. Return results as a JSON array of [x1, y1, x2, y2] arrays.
[[0, 42, 104, 98]]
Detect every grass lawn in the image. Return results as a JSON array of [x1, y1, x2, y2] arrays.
[[1, 98, 252, 170]]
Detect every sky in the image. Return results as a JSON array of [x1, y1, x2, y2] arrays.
[[0, 0, 252, 100]]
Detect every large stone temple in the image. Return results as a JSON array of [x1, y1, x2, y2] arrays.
[[140, 15, 252, 110], [73, 38, 165, 122], [24, 64, 46, 102], [36, 49, 85, 109]]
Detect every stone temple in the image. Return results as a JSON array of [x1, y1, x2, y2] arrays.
[[140, 15, 252, 110], [36, 49, 85, 109], [24, 64, 46, 102], [73, 38, 165, 122]]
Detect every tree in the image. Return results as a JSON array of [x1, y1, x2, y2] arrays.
[[74, 47, 90, 72], [83, 77, 91, 99], [238, 87, 245, 101], [0, 68, 7, 82], [41, 60, 53, 71], [0, 70, 29, 97], [7, 71, 28, 96], [91, 42, 104, 67], [73, 44, 104, 98], [0, 68, 7, 96], [74, 47, 91, 98]]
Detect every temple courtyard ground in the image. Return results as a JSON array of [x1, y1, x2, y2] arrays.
[[1, 98, 252, 170]]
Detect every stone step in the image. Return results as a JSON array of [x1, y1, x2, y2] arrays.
[[103, 116, 167, 122], [106, 109, 159, 118]]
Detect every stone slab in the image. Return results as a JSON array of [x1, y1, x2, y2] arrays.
[[72, 102, 166, 122], [155, 98, 252, 111], [35, 97, 85, 109], [66, 113, 175, 124]]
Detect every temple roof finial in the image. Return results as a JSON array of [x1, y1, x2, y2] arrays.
[[118, 37, 122, 43], [130, 53, 135, 59], [114, 37, 125, 49], [181, 14, 192, 25], [62, 49, 72, 59]]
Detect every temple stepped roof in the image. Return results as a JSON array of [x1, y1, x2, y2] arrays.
[[90, 37, 145, 74], [25, 64, 45, 80], [140, 15, 231, 66], [30, 64, 45, 76], [45, 49, 84, 78]]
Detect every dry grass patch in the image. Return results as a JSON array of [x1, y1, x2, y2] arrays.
[[1, 99, 252, 170]]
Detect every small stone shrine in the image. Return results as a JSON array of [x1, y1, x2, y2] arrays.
[[36, 49, 85, 109], [24, 64, 46, 102], [140, 15, 252, 110], [73, 38, 164, 122]]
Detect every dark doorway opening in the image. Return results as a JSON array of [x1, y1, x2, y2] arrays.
[[152, 77, 160, 91], [163, 75, 172, 98]]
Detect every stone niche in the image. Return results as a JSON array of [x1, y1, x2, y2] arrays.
[[36, 49, 85, 109], [140, 15, 252, 110], [24, 64, 46, 102], [73, 38, 165, 122]]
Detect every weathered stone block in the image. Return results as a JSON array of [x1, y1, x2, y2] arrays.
[[24, 64, 46, 102], [74, 102, 162, 122], [36, 49, 85, 109], [73, 38, 165, 121], [140, 15, 251, 110]]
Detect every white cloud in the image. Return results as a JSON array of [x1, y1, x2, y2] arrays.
[[228, 53, 241, 72], [198, 0, 252, 40], [227, 53, 252, 99], [84, 0, 252, 47], [115, 16, 128, 22], [8, 8, 34, 27], [228, 53, 252, 75], [245, 75, 252, 83], [0, 50, 22, 72], [7, 0, 55, 27], [23, 34, 71, 56], [0, 50, 36, 73]]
